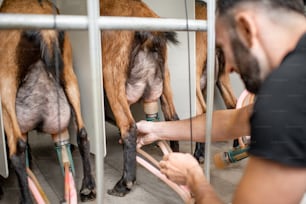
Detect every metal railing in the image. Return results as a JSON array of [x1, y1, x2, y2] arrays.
[[204, 0, 215, 183], [0, 14, 207, 31], [87, 1, 105, 203]]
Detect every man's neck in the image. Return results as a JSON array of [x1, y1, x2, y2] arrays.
[[261, 15, 306, 69]]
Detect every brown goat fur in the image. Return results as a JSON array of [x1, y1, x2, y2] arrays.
[[0, 0, 96, 202], [195, 0, 236, 114], [101, 0, 180, 196], [193, 0, 237, 163]]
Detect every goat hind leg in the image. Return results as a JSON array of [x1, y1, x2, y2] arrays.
[[194, 79, 207, 163], [77, 128, 96, 202], [10, 139, 32, 204], [65, 88, 96, 202], [62, 77, 96, 201], [160, 67, 180, 152], [62, 35, 96, 201], [3, 120, 29, 203], [108, 123, 137, 197], [1, 86, 32, 203], [194, 142, 205, 164]]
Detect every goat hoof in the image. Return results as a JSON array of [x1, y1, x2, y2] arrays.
[[197, 156, 205, 164], [194, 151, 205, 164], [107, 178, 134, 197], [80, 176, 96, 202], [80, 188, 96, 202], [107, 187, 130, 197]]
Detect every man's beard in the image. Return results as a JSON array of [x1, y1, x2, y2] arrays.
[[229, 30, 262, 94]]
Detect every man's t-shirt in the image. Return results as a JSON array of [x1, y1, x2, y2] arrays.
[[249, 33, 306, 167]]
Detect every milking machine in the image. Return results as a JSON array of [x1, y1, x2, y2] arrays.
[[54, 131, 77, 204], [26, 130, 77, 204], [214, 90, 255, 169], [136, 101, 194, 204]]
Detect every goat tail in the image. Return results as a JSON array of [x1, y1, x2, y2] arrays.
[[22, 30, 65, 80], [134, 31, 179, 51]]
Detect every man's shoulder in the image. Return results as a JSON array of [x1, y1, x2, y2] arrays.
[[265, 42, 306, 90], [280, 33, 306, 71]]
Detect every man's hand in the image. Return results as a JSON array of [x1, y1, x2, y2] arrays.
[[160, 153, 223, 203], [159, 152, 205, 186], [136, 120, 159, 148]]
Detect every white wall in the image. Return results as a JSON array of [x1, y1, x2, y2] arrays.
[[143, 0, 196, 119]]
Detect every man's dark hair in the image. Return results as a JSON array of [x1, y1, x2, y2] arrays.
[[217, 0, 305, 15]]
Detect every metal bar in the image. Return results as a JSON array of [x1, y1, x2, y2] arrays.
[[0, 95, 8, 178], [0, 14, 207, 31], [97, 16, 207, 31], [0, 14, 87, 30], [87, 0, 104, 204], [204, 0, 216, 183]]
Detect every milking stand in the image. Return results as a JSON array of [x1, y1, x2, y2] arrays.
[[136, 101, 194, 204]]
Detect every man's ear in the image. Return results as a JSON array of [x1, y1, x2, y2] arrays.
[[235, 12, 256, 48]]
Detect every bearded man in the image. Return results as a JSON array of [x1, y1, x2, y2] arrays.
[[136, 0, 306, 203]]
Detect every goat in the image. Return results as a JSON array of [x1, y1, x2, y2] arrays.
[[101, 0, 180, 197], [193, 0, 237, 163], [0, 0, 96, 202]]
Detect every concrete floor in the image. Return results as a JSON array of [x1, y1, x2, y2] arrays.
[[0, 121, 247, 203]]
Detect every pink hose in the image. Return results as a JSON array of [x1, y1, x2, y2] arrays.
[[137, 141, 194, 203], [136, 155, 193, 203], [64, 164, 77, 204], [236, 89, 250, 109], [68, 171, 77, 204], [28, 177, 45, 204], [157, 140, 173, 155]]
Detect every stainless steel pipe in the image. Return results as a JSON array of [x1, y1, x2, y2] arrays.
[[0, 14, 207, 31]]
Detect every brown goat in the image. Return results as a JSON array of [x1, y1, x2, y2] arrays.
[[193, 0, 237, 163], [0, 0, 95, 202], [101, 0, 180, 197]]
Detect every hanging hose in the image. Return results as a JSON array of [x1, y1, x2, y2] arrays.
[[213, 90, 255, 169], [136, 101, 194, 203], [27, 167, 49, 204], [62, 144, 77, 204], [64, 163, 77, 204]]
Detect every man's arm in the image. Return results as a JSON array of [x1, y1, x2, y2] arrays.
[[233, 156, 306, 204], [186, 164, 223, 204], [137, 104, 253, 146], [159, 153, 223, 204]]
